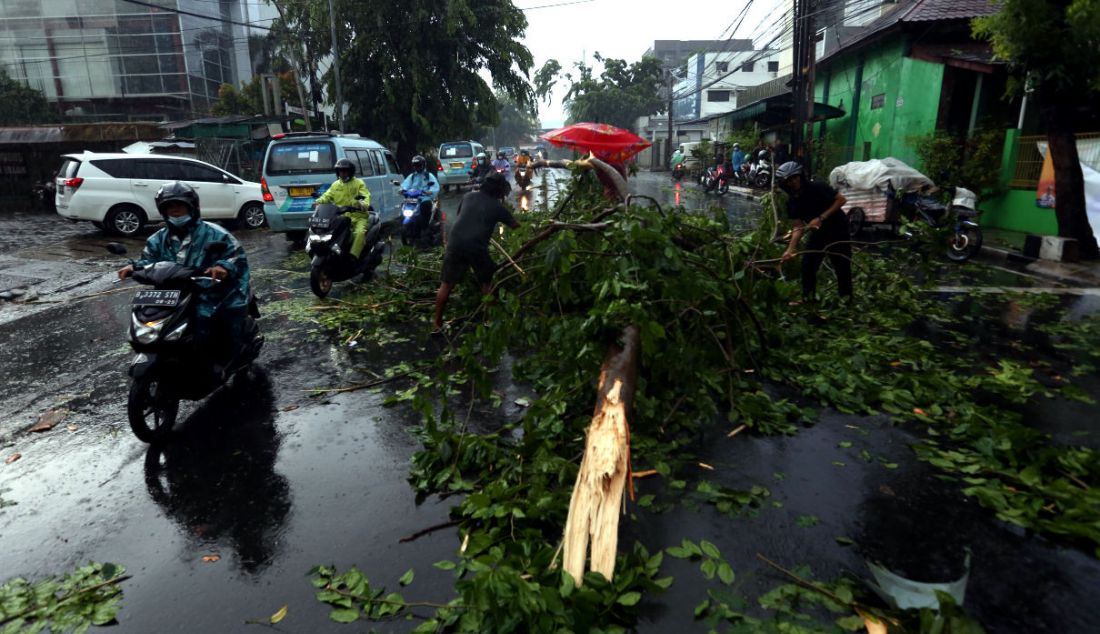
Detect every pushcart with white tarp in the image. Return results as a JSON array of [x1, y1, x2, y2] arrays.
[[828, 158, 937, 236]]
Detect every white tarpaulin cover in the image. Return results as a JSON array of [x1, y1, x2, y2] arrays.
[[1036, 141, 1100, 243], [829, 158, 937, 194]]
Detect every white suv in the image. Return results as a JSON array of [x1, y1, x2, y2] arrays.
[[55, 153, 266, 236]]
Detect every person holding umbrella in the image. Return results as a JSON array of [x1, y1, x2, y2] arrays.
[[777, 161, 853, 304]]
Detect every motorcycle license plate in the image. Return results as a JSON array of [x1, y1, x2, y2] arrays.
[[288, 186, 314, 197], [308, 216, 331, 229], [132, 290, 181, 307], [450, 162, 465, 169]]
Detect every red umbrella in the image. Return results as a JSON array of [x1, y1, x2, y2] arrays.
[[540, 122, 652, 163]]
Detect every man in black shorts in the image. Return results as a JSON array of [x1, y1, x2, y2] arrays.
[[777, 161, 853, 303], [433, 172, 520, 332]]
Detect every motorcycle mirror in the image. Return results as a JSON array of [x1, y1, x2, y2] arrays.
[[204, 241, 229, 256], [105, 242, 128, 256]]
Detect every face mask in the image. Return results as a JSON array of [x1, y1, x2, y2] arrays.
[[167, 215, 191, 228]]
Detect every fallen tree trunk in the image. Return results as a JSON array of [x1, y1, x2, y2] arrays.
[[562, 325, 641, 584], [533, 154, 629, 202]]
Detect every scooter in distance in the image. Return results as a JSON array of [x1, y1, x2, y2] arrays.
[[395, 181, 444, 248], [305, 195, 390, 298], [515, 164, 535, 212], [107, 241, 263, 443], [701, 163, 731, 195]]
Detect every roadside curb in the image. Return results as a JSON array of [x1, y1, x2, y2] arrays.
[[974, 245, 1100, 287]]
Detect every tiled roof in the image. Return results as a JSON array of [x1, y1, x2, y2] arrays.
[[900, 0, 1001, 22], [822, 0, 1001, 61]]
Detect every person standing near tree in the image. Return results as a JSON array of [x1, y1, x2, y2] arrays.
[[777, 162, 853, 304], [433, 172, 520, 333]]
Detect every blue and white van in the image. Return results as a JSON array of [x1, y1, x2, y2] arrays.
[[436, 140, 485, 191], [261, 132, 404, 235]]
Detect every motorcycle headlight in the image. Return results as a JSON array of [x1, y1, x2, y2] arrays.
[[164, 320, 188, 342], [132, 314, 166, 344]]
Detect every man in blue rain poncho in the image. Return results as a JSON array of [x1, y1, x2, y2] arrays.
[[117, 181, 252, 356]]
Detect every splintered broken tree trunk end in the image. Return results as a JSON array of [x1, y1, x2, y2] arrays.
[[562, 325, 641, 585]]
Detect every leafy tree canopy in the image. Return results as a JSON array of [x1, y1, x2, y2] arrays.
[[0, 67, 54, 125], [274, 0, 534, 167], [478, 92, 540, 148], [973, 0, 1100, 97], [210, 73, 305, 117], [537, 54, 664, 129]]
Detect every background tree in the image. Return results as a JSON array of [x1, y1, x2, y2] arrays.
[[210, 73, 306, 118], [274, 0, 534, 167], [537, 54, 665, 130], [478, 93, 540, 148], [974, 0, 1100, 258], [0, 68, 55, 125]]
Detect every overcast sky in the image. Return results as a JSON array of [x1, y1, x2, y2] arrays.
[[519, 0, 784, 128]]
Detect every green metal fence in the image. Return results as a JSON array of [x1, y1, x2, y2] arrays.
[[1010, 132, 1100, 189]]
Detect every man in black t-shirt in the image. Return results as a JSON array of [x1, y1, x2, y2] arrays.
[[777, 162, 853, 303], [433, 172, 520, 333]]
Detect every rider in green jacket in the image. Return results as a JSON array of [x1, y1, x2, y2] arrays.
[[315, 158, 372, 258]]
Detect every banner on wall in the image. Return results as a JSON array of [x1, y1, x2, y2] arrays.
[[1035, 150, 1056, 208], [1035, 141, 1100, 242]]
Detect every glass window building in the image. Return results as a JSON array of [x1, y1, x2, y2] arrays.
[[0, 0, 253, 121]]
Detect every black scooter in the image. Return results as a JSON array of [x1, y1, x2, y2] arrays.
[[306, 196, 390, 297], [107, 241, 263, 443]]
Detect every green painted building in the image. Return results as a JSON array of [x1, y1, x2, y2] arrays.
[[812, 1, 1010, 171]]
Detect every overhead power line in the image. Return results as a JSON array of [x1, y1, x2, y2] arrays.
[[118, 0, 273, 31]]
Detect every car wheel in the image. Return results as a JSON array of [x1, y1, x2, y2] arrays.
[[238, 202, 266, 229], [105, 205, 145, 237]]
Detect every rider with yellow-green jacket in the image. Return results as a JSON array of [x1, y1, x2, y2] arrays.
[[314, 158, 372, 259]]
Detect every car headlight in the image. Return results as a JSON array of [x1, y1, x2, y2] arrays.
[[164, 321, 188, 342], [132, 314, 166, 344]]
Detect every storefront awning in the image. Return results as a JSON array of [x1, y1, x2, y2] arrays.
[[725, 93, 845, 127]]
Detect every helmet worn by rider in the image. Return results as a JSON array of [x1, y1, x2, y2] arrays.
[[520, 149, 530, 156], [155, 181, 201, 231], [733, 143, 741, 149], [334, 158, 355, 182], [496, 151, 505, 159], [411, 155, 426, 172], [775, 161, 803, 184]]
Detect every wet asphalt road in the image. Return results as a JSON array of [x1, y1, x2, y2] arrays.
[[1, 179, 1100, 632]]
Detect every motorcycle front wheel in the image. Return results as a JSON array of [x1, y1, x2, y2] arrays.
[[946, 225, 983, 262], [754, 173, 771, 188], [128, 377, 179, 443], [310, 267, 333, 298]]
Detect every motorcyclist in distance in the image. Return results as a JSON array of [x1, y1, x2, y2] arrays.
[[400, 155, 441, 239]]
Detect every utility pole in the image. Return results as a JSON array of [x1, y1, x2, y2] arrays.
[[790, 0, 806, 167], [327, 0, 345, 133], [666, 68, 675, 169], [790, 0, 816, 174]]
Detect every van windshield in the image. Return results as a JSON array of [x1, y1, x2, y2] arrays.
[[266, 142, 336, 175], [439, 143, 473, 159]]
